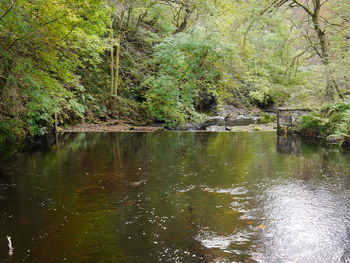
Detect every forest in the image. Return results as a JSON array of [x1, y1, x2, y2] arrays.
[[2, 2, 350, 262], [0, 0, 350, 144]]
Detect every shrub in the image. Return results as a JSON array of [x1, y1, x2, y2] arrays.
[[297, 103, 350, 143], [0, 119, 25, 144], [331, 109, 350, 143], [257, 112, 276, 124], [297, 114, 325, 137], [143, 30, 226, 126], [249, 89, 274, 108], [321, 103, 350, 117]]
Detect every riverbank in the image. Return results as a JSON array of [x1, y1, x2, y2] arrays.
[[61, 120, 165, 133], [60, 120, 276, 133], [60, 105, 276, 133]]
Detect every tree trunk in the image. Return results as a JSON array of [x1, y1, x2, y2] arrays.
[[288, 0, 339, 102], [173, 0, 190, 34], [312, 2, 334, 102], [113, 39, 121, 96], [110, 19, 115, 96]]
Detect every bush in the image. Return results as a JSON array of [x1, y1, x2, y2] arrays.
[[143, 30, 226, 126], [297, 103, 350, 143], [257, 112, 276, 124], [321, 103, 350, 117], [0, 119, 25, 144], [249, 89, 274, 108], [297, 114, 325, 137], [331, 109, 350, 143], [112, 96, 147, 122]]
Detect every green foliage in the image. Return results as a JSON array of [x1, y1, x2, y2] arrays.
[[249, 86, 274, 108], [144, 30, 225, 125], [113, 96, 147, 122], [1, 0, 350, 139], [257, 113, 276, 124], [0, 119, 25, 144], [298, 114, 327, 137], [321, 103, 350, 117], [332, 110, 350, 143], [0, 0, 108, 137], [298, 103, 350, 142]]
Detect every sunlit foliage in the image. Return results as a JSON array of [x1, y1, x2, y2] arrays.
[[0, 0, 349, 140]]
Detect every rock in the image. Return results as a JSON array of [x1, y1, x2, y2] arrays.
[[98, 114, 108, 122], [341, 140, 350, 151], [107, 120, 119, 125], [218, 105, 243, 117], [326, 135, 339, 144], [167, 123, 201, 131], [184, 123, 201, 131], [205, 125, 227, 132], [200, 115, 259, 130], [200, 116, 225, 130], [224, 115, 257, 126]]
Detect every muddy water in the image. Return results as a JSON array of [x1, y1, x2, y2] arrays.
[[0, 132, 350, 263]]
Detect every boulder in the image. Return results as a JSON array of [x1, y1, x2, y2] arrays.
[[206, 125, 227, 132], [200, 116, 225, 130], [341, 140, 350, 151]]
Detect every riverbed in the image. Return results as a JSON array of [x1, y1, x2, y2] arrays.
[[1, 132, 350, 262]]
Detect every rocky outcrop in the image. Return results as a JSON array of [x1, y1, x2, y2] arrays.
[[172, 105, 275, 132], [200, 115, 259, 130], [200, 116, 226, 130], [205, 125, 229, 132]]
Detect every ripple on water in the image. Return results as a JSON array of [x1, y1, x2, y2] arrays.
[[196, 231, 251, 250], [202, 186, 248, 195], [250, 179, 350, 263]]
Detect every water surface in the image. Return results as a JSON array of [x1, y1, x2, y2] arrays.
[[1, 132, 350, 263]]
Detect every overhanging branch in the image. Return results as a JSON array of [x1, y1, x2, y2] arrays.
[[0, 0, 16, 22]]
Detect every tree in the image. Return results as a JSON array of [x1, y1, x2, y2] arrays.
[[275, 0, 344, 101], [0, 0, 109, 134]]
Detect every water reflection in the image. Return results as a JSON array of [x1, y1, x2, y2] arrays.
[[254, 180, 350, 262], [0, 132, 349, 263], [276, 135, 301, 154]]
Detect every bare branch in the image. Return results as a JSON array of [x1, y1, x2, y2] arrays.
[[303, 31, 323, 58], [320, 0, 330, 7], [290, 0, 314, 17], [0, 0, 16, 22]]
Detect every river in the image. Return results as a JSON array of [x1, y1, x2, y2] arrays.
[[0, 132, 350, 262]]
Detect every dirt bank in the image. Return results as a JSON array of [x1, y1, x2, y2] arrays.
[[60, 120, 276, 133], [60, 121, 165, 133]]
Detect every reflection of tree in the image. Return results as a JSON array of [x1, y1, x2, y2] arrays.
[[0, 165, 11, 184], [2, 132, 350, 262]]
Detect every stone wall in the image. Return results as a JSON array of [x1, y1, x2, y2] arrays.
[[277, 108, 312, 133]]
